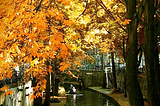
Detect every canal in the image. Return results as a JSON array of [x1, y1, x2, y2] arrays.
[[64, 84, 119, 106], [0, 82, 119, 106]]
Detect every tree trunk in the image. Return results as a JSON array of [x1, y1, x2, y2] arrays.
[[51, 59, 55, 96], [101, 53, 106, 88], [126, 0, 144, 105], [54, 78, 60, 96], [32, 77, 42, 106], [43, 61, 50, 106], [111, 52, 117, 89], [51, 59, 60, 96], [144, 0, 160, 105], [51, 72, 55, 96], [33, 96, 42, 106], [43, 72, 50, 106], [124, 72, 127, 97]]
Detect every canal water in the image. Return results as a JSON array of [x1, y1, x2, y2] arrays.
[[64, 84, 119, 106], [0, 82, 119, 106]]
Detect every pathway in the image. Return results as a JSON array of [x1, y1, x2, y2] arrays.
[[88, 87, 129, 106]]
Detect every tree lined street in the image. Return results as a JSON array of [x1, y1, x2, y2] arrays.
[[0, 0, 160, 106]]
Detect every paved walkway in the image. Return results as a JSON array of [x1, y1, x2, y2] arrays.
[[88, 87, 129, 106]]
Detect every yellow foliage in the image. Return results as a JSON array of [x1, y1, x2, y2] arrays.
[[31, 58, 39, 66], [0, 0, 86, 99], [67, 70, 78, 79], [59, 61, 71, 71], [74, 61, 81, 66], [115, 17, 121, 22]]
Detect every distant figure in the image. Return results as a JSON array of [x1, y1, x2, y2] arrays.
[[70, 84, 73, 90], [72, 87, 76, 93], [69, 84, 76, 94]]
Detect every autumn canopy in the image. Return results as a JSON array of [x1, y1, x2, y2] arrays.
[[0, 0, 87, 95]]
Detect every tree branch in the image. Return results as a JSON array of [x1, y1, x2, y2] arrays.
[[122, 0, 127, 6], [116, 0, 125, 4], [96, 0, 127, 33], [76, 0, 88, 20], [34, 0, 44, 13], [136, 0, 146, 22]]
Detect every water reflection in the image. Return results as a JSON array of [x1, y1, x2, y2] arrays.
[[65, 89, 118, 106], [73, 94, 76, 101]]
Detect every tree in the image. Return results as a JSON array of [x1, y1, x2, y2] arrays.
[[125, 0, 144, 105], [67, 0, 160, 106], [0, 0, 85, 105], [1, 0, 159, 106], [43, 61, 50, 106], [67, 0, 127, 91], [111, 52, 117, 89], [144, 0, 160, 105], [101, 53, 106, 88]]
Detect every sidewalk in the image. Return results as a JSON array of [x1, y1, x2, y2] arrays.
[[88, 87, 129, 106]]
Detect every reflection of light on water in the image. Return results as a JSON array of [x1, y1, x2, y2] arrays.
[[72, 94, 76, 106], [106, 100, 108, 106], [73, 94, 76, 101]]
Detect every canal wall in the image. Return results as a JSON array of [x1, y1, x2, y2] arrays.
[[80, 70, 102, 88], [0, 81, 33, 106], [68, 69, 147, 100], [68, 69, 112, 88]]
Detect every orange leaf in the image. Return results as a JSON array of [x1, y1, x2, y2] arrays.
[[36, 92, 42, 98], [115, 17, 121, 22], [0, 86, 8, 91], [7, 71, 12, 79], [5, 90, 14, 95], [123, 19, 131, 25], [64, 20, 73, 26], [0, 73, 2, 80], [33, 71, 37, 77], [38, 43, 44, 48], [29, 94, 35, 100], [19, 37, 24, 41]]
